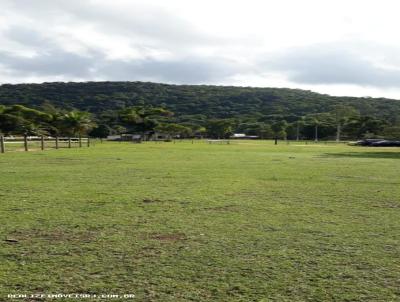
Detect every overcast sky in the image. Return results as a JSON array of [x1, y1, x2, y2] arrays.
[[1, 0, 400, 99]]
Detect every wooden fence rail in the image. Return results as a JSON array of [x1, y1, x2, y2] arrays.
[[0, 136, 90, 153]]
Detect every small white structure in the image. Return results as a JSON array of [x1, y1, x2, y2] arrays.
[[107, 134, 142, 141], [231, 133, 246, 138], [230, 133, 259, 139]]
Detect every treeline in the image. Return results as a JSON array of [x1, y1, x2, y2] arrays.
[[0, 104, 92, 137], [1, 103, 399, 140], [0, 81, 399, 140]]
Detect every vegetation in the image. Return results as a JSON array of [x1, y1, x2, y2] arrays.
[[0, 81, 400, 140], [1, 141, 399, 301]]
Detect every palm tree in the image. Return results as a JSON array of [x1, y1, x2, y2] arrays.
[[331, 105, 359, 142], [61, 111, 94, 136], [314, 118, 319, 142], [305, 113, 328, 142], [295, 117, 305, 141]]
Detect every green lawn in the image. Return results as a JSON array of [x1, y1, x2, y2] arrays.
[[1, 141, 399, 301]]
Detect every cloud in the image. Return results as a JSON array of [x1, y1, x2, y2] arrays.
[[97, 57, 241, 83], [0, 0, 237, 83], [262, 42, 400, 88], [0, 0, 400, 98], [0, 50, 97, 78], [3, 0, 218, 52], [0, 26, 240, 83], [0, 26, 99, 78]]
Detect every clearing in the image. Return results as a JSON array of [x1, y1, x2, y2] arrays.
[[0, 140, 399, 301]]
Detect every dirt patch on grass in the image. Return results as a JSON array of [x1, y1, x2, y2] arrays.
[[142, 198, 164, 204], [141, 198, 190, 206], [203, 205, 240, 212], [149, 232, 187, 242], [5, 228, 98, 244]]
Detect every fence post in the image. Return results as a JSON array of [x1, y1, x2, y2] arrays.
[[41, 136, 45, 150], [87, 137, 90, 147], [79, 135, 82, 148], [55, 136, 59, 149], [24, 135, 28, 151], [0, 136, 5, 153], [68, 137, 71, 148]]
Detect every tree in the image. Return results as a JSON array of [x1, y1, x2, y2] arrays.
[[303, 113, 335, 141], [0, 105, 53, 135], [331, 105, 359, 142], [313, 117, 319, 142], [344, 116, 387, 139], [1, 82, 400, 133], [89, 124, 112, 138], [271, 120, 288, 143], [259, 124, 274, 139], [0, 113, 29, 135], [191, 125, 207, 138], [293, 117, 305, 141], [236, 122, 273, 139], [60, 111, 94, 136], [206, 119, 233, 139], [119, 106, 173, 136], [382, 126, 400, 140], [112, 125, 128, 135], [155, 123, 192, 139]]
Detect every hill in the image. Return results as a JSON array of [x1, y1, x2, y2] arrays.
[[0, 81, 399, 123]]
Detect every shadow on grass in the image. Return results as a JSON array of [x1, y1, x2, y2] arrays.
[[325, 152, 400, 159]]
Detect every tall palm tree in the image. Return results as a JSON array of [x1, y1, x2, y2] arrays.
[[61, 111, 94, 136], [313, 118, 320, 142], [296, 117, 305, 141], [332, 105, 359, 142]]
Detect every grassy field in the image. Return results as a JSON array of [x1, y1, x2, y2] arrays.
[[0, 140, 399, 301]]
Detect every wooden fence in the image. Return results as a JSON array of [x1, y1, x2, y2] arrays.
[[0, 136, 90, 153]]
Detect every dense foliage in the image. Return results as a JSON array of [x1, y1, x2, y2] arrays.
[[0, 81, 399, 139]]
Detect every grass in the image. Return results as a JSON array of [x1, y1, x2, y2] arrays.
[[0, 140, 399, 301]]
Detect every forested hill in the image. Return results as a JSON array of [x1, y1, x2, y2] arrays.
[[0, 81, 399, 122]]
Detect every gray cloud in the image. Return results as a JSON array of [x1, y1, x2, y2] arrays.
[[97, 57, 239, 83], [0, 26, 98, 78], [0, 50, 97, 78], [263, 43, 400, 88], [1, 0, 400, 99], [4, 0, 218, 50], [0, 1, 236, 83], [0, 26, 238, 83]]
